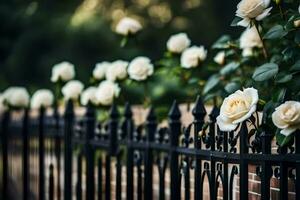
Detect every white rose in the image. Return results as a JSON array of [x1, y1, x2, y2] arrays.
[[128, 57, 154, 81], [272, 101, 300, 136], [180, 46, 207, 68], [294, 20, 300, 28], [217, 87, 259, 131], [115, 17, 142, 36], [236, 0, 272, 27], [93, 62, 110, 80], [31, 89, 54, 109], [81, 87, 98, 106], [214, 51, 226, 65], [51, 61, 75, 82], [62, 80, 84, 101], [0, 94, 8, 113], [167, 33, 191, 53], [3, 87, 30, 108], [240, 26, 263, 57], [106, 60, 128, 81], [96, 81, 120, 106]]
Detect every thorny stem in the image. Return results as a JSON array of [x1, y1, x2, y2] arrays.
[[253, 21, 268, 60]]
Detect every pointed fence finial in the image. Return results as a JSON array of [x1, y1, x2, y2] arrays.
[[192, 95, 206, 119], [209, 106, 220, 122], [65, 100, 74, 116], [124, 102, 133, 118], [110, 104, 119, 119], [168, 100, 181, 120], [147, 107, 157, 121]]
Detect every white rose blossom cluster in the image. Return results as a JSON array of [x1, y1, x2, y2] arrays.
[[51, 61, 75, 83], [81, 87, 98, 106], [62, 80, 84, 101], [31, 89, 54, 109], [217, 87, 259, 132], [240, 26, 263, 57], [3, 87, 30, 108], [181, 46, 207, 68], [93, 62, 111, 80], [272, 101, 300, 136], [167, 33, 191, 53], [235, 0, 272, 27], [115, 17, 142, 36], [106, 60, 128, 81], [96, 81, 120, 106], [128, 57, 154, 81]]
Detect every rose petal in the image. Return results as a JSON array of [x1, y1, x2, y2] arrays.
[[255, 7, 272, 21], [264, 0, 271, 7], [272, 111, 289, 129], [280, 127, 296, 137], [243, 87, 259, 106], [237, 18, 251, 27], [217, 115, 237, 132], [232, 104, 257, 124]]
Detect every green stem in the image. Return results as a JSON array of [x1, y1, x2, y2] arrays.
[[253, 21, 268, 60]]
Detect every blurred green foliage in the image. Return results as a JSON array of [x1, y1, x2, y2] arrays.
[[0, 0, 240, 101]]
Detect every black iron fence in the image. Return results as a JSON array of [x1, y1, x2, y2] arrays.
[[1, 97, 300, 200]]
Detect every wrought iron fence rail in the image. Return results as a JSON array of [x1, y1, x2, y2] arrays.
[[1, 98, 300, 200]]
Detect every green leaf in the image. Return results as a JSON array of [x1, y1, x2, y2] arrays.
[[276, 132, 294, 147], [290, 60, 300, 72], [264, 25, 288, 40], [252, 63, 279, 81], [220, 62, 240, 75], [272, 88, 286, 102], [275, 73, 293, 83], [295, 31, 300, 44], [225, 82, 240, 93], [230, 17, 242, 27], [203, 75, 220, 94], [212, 35, 231, 49]]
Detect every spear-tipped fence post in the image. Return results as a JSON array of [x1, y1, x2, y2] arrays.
[[39, 106, 46, 200], [260, 126, 272, 200], [85, 103, 96, 200], [144, 107, 157, 200], [239, 121, 249, 200], [192, 96, 206, 200], [124, 103, 134, 200], [109, 104, 119, 156], [168, 100, 181, 200], [64, 100, 74, 200], [1, 111, 10, 200], [22, 109, 29, 200]]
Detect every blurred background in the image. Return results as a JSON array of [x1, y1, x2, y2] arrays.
[[0, 0, 241, 92]]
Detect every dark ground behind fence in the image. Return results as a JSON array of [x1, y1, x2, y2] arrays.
[[0, 97, 300, 200]]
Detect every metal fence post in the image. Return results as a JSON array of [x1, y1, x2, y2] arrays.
[[192, 96, 206, 200], [168, 101, 181, 200], [109, 104, 119, 156], [1, 111, 10, 200], [209, 106, 219, 200], [39, 107, 45, 200], [144, 107, 157, 200], [239, 121, 249, 200], [64, 100, 74, 200], [22, 109, 29, 200], [85, 104, 96, 200], [295, 130, 300, 200], [124, 103, 134, 200], [260, 127, 272, 200]]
